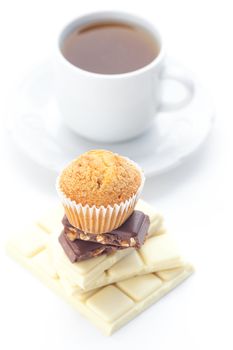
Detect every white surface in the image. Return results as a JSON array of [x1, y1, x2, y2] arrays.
[[6, 59, 213, 175], [0, 1, 232, 349]]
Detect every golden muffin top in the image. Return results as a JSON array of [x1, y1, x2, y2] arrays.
[[59, 150, 142, 207]]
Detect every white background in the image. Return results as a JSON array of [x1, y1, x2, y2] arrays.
[[0, 1, 232, 349]]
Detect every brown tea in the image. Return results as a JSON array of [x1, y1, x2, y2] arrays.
[[61, 21, 159, 74]]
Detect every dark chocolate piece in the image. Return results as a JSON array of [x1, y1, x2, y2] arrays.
[[59, 232, 121, 263], [62, 211, 150, 248]]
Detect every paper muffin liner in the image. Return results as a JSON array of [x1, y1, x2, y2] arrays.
[[56, 157, 145, 234]]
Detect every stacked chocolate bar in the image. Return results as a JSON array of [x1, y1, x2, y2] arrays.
[[59, 210, 150, 263], [7, 199, 193, 335], [7, 151, 193, 335]]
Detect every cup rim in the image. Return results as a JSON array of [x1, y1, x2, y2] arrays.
[[56, 11, 165, 79]]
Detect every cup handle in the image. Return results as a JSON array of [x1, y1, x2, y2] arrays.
[[158, 62, 195, 112]]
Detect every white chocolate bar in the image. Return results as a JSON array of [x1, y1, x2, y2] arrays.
[[7, 200, 182, 294], [8, 200, 163, 290], [42, 200, 164, 290], [52, 228, 183, 293], [36, 204, 64, 233], [50, 215, 166, 291], [6, 199, 193, 335], [7, 238, 193, 335]]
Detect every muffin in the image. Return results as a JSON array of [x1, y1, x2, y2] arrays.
[[56, 150, 144, 234]]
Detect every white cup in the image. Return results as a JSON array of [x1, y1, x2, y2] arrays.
[[54, 11, 194, 143]]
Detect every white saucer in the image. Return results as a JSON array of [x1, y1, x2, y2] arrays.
[[6, 59, 214, 176]]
